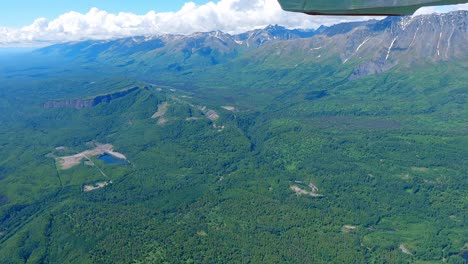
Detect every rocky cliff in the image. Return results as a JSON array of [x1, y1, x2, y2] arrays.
[[43, 87, 140, 109]]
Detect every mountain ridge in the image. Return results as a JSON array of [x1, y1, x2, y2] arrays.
[[34, 11, 468, 80]]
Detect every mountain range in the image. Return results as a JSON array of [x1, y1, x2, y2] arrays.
[[35, 11, 468, 80]]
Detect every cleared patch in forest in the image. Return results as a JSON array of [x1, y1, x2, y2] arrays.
[[152, 102, 169, 125], [55, 143, 127, 170], [399, 244, 413, 255], [213, 124, 225, 132], [198, 106, 219, 121], [342, 225, 357, 233], [290, 181, 323, 197], [221, 106, 236, 112], [83, 181, 112, 192]]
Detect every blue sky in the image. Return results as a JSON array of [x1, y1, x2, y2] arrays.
[[2, 0, 467, 28], [2, 0, 209, 27]]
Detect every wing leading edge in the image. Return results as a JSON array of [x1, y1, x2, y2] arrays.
[[277, 0, 468, 16]]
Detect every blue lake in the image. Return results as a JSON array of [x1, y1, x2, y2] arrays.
[[98, 154, 128, 165]]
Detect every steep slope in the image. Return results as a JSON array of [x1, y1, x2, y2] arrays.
[[43, 87, 140, 109], [238, 11, 468, 79], [34, 25, 316, 69], [33, 11, 468, 79]]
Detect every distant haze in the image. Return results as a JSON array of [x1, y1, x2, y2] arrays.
[[0, 47, 37, 54]]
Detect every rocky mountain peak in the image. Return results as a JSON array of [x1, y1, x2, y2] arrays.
[[34, 11, 467, 79], [233, 24, 316, 47], [331, 11, 468, 79]]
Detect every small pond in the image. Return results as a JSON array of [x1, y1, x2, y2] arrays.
[[461, 252, 468, 262], [98, 154, 128, 165]]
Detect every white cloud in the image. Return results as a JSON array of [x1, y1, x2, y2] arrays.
[[0, 0, 466, 47], [0, 0, 375, 47]]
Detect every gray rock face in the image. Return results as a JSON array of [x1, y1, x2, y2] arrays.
[[35, 11, 468, 79], [339, 11, 468, 78], [258, 11, 467, 79], [43, 87, 139, 109], [234, 25, 316, 47]]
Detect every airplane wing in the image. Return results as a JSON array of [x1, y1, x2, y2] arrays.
[[277, 0, 468, 16]]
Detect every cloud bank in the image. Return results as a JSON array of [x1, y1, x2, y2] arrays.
[[1, 0, 467, 47]]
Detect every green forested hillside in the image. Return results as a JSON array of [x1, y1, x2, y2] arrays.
[[0, 12, 468, 262], [0, 52, 466, 263]]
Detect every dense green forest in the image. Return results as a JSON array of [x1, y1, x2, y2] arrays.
[[0, 44, 467, 264]]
